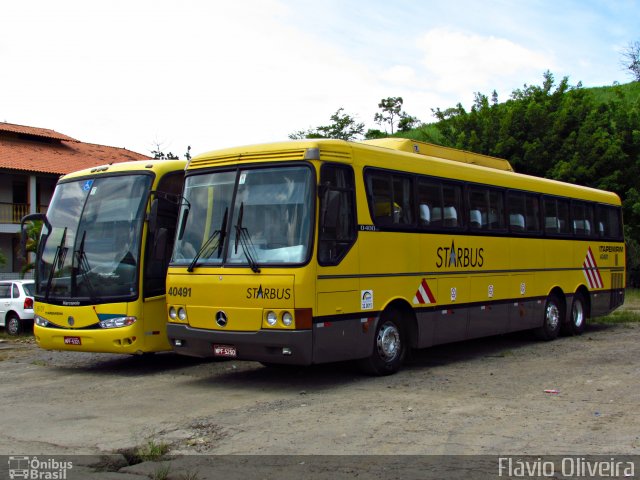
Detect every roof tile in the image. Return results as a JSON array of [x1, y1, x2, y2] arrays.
[[0, 123, 150, 174]]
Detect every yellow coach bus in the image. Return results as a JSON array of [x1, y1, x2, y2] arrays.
[[165, 138, 625, 374], [22, 159, 186, 354]]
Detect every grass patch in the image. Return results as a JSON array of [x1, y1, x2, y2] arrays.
[[135, 439, 170, 462], [151, 463, 171, 480], [592, 310, 640, 325], [119, 438, 170, 465]]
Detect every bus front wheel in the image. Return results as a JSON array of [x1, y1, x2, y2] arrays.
[[358, 308, 406, 376], [535, 293, 563, 341]]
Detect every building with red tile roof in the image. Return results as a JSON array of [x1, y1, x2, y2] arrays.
[[0, 122, 151, 276]]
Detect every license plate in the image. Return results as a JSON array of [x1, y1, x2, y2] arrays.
[[64, 336, 82, 345], [213, 344, 236, 358]]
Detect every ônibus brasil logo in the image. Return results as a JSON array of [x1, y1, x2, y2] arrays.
[[8, 456, 73, 479]]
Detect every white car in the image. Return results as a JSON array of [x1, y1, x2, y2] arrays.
[[0, 280, 35, 336]]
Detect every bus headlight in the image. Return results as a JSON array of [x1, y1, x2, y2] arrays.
[[178, 308, 187, 321], [282, 311, 293, 327], [266, 311, 277, 326], [35, 315, 49, 327], [169, 307, 177, 320], [99, 316, 137, 329]]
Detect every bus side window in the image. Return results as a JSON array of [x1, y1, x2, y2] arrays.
[[318, 164, 356, 266], [596, 205, 623, 240], [417, 178, 442, 228], [366, 170, 414, 227]]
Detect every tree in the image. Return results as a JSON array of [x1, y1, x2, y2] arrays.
[[150, 140, 180, 160], [289, 108, 365, 141], [374, 97, 404, 134], [374, 97, 421, 135], [620, 40, 640, 81]]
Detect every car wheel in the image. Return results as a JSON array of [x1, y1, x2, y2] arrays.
[[6, 314, 22, 336]]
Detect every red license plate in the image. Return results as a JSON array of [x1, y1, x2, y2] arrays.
[[213, 344, 237, 358], [64, 336, 82, 345]]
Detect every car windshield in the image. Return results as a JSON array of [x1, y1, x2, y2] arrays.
[[173, 165, 314, 268], [36, 174, 152, 301]]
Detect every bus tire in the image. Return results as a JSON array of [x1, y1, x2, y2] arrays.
[[6, 313, 22, 336], [535, 293, 562, 341], [563, 292, 588, 336], [358, 308, 406, 376]]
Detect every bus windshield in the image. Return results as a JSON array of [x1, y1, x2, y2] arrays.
[[173, 165, 314, 268], [37, 174, 152, 301]]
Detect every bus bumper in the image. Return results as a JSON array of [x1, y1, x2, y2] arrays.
[[167, 323, 314, 365]]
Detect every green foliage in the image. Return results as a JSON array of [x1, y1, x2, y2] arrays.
[[364, 128, 386, 140], [0, 250, 5, 267], [289, 108, 365, 141], [134, 439, 170, 462], [152, 150, 180, 160]]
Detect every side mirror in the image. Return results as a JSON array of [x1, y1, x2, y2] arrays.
[[20, 213, 50, 257]]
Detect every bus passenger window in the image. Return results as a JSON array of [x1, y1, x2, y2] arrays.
[[596, 205, 622, 239], [366, 171, 414, 226], [417, 179, 442, 228]]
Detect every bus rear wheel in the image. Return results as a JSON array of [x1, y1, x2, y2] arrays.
[[535, 293, 562, 341], [358, 308, 406, 376], [563, 292, 588, 336]]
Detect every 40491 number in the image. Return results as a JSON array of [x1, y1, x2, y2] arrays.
[[168, 287, 192, 297]]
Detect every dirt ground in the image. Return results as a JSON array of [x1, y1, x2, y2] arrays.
[[0, 319, 638, 478]]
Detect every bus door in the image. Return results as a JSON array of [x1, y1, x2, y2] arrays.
[[142, 171, 184, 349], [314, 163, 364, 362]]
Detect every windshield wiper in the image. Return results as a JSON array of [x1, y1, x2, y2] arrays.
[[234, 202, 261, 273], [73, 230, 96, 300], [187, 207, 228, 272], [45, 227, 68, 301]]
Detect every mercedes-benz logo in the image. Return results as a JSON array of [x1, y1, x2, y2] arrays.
[[215, 311, 228, 327], [68, 316, 75, 326]]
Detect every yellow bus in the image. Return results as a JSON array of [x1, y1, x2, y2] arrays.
[[165, 139, 625, 374], [22, 159, 186, 354]]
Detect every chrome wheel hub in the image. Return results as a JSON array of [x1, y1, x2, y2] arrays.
[[376, 322, 400, 361], [546, 303, 560, 330]]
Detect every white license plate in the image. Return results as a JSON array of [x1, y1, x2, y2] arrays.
[[64, 336, 82, 345], [213, 344, 236, 358]]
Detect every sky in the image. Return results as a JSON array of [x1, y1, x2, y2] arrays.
[[1, 0, 638, 158]]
